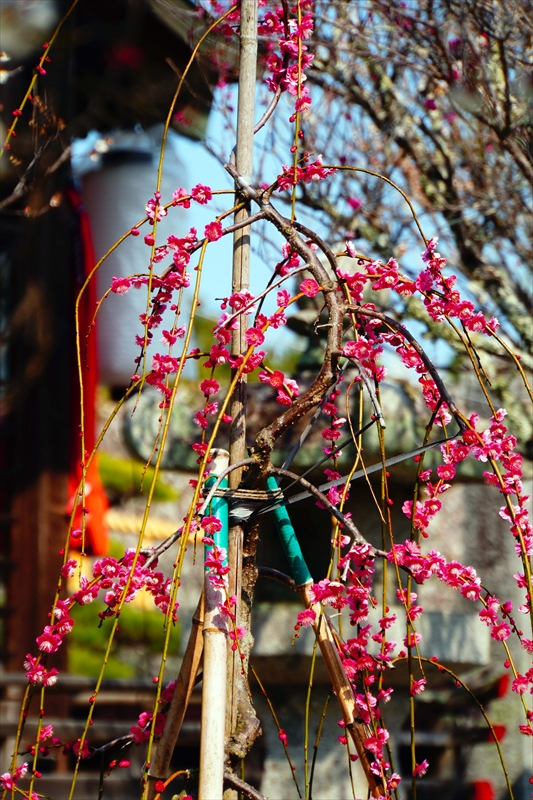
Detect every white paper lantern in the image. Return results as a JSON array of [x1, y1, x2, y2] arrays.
[[81, 140, 187, 387]]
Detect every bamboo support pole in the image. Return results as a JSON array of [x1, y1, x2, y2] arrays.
[[227, 0, 258, 751], [199, 450, 230, 800], [228, 0, 257, 480]]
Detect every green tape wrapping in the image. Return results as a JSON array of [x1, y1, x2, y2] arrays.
[[266, 476, 312, 587], [203, 475, 229, 568]]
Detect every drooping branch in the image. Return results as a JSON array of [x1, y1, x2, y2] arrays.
[[346, 304, 467, 431], [224, 163, 345, 472]]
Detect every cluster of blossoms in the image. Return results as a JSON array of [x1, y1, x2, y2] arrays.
[[72, 551, 177, 619], [110, 178, 328, 459], [261, 0, 314, 112], [343, 332, 386, 384], [311, 386, 530, 701], [200, 514, 246, 651], [0, 763, 31, 794], [194, 381, 222, 431], [442, 409, 531, 563], [25, 724, 62, 758], [340, 236, 500, 347], [199, 272, 321, 434], [341, 317, 453, 429], [109, 185, 232, 411], [339, 250, 533, 610], [23, 653, 59, 687], [297, 468, 531, 750], [389, 541, 533, 710], [203, 543, 230, 589], [297, 545, 404, 787], [295, 516, 531, 788], [130, 708, 167, 744], [273, 240, 301, 276], [21, 546, 183, 771], [316, 387, 347, 461], [275, 154, 337, 192], [338, 569, 402, 792], [256, 0, 341, 193], [418, 239, 499, 333], [25, 549, 176, 688], [293, 342, 532, 754], [342, 239, 499, 338], [259, 367, 299, 406]]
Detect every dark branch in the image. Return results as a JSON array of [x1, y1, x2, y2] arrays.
[[224, 770, 267, 800], [257, 566, 297, 592]]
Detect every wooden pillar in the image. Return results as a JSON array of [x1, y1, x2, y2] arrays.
[[7, 472, 69, 674]]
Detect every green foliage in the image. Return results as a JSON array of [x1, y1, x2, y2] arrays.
[[68, 560, 180, 678], [98, 452, 178, 502], [68, 644, 135, 680]]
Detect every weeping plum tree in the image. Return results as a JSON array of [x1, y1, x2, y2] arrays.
[[1, 0, 532, 799]]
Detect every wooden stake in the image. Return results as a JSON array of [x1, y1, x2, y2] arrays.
[[146, 592, 205, 798], [226, 0, 258, 757]]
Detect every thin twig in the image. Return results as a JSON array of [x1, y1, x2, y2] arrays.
[[347, 305, 465, 430], [142, 531, 182, 569], [224, 770, 267, 800], [88, 735, 133, 758], [253, 85, 283, 134], [343, 357, 386, 429], [0, 144, 47, 210]]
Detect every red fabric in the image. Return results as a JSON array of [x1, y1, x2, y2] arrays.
[[66, 186, 108, 556], [497, 673, 510, 697], [488, 724, 506, 742], [473, 782, 494, 800]]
